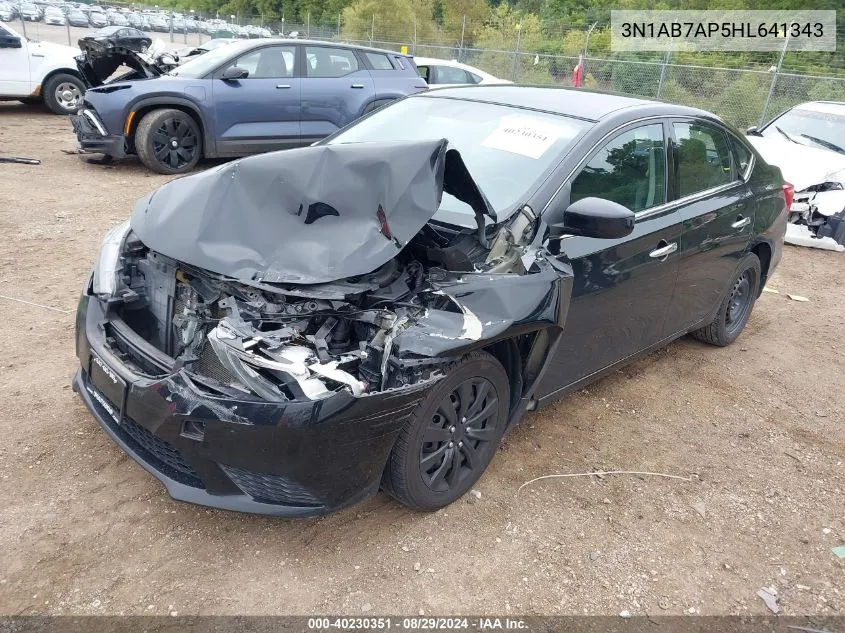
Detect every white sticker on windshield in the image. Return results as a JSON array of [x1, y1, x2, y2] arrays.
[[481, 116, 569, 159]]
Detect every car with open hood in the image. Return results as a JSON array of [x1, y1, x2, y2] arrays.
[[68, 38, 428, 174], [0, 22, 86, 113], [74, 87, 788, 517], [747, 101, 845, 250]]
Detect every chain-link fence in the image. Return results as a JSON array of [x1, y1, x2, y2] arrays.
[[19, 7, 844, 129]]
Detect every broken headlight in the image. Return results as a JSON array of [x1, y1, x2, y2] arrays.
[[92, 220, 131, 298]]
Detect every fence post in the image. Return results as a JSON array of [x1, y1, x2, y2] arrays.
[[582, 21, 597, 81], [413, 16, 417, 54], [66, 19, 71, 46], [760, 34, 790, 127], [458, 15, 466, 62], [306, 11, 310, 38], [169, 17, 173, 43], [656, 49, 670, 98], [369, 13, 374, 46], [19, 14, 27, 39], [510, 24, 522, 82], [337, 13, 341, 37]]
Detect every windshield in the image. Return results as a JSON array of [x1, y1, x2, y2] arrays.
[[326, 97, 588, 218], [763, 107, 845, 155], [169, 41, 251, 77]]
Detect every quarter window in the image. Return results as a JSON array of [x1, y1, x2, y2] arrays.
[[571, 124, 666, 213], [365, 52, 393, 70], [305, 46, 358, 78], [673, 122, 733, 197]]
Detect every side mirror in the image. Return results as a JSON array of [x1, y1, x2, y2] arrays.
[[221, 65, 248, 80], [548, 197, 635, 240], [0, 36, 22, 49]]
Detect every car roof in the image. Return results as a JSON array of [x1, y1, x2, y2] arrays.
[[223, 38, 414, 58], [792, 101, 845, 115], [416, 85, 713, 123]]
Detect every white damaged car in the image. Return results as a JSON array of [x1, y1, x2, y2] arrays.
[[746, 101, 845, 251]]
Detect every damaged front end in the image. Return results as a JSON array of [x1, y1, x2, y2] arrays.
[[76, 39, 176, 88], [75, 139, 571, 514], [788, 178, 845, 250]]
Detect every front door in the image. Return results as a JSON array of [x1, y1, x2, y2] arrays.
[[299, 45, 375, 144], [0, 25, 30, 96], [212, 44, 300, 156], [534, 121, 682, 400]]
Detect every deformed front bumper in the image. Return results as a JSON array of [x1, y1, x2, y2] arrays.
[[69, 108, 126, 158], [74, 288, 434, 517]]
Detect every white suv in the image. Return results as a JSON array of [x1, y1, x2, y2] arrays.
[[0, 22, 87, 114]]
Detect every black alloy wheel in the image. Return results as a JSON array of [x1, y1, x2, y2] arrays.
[[136, 108, 202, 175], [420, 376, 500, 492], [382, 350, 510, 511]]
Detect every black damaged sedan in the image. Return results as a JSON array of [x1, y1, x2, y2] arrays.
[[74, 87, 788, 516]]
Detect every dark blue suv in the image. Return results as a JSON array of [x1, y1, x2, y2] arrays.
[[71, 39, 428, 174]]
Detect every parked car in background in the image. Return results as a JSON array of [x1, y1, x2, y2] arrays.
[[170, 16, 186, 33], [73, 87, 787, 516], [70, 39, 428, 174], [81, 26, 152, 53], [108, 12, 129, 27], [88, 10, 108, 28], [0, 2, 15, 21], [67, 7, 89, 27], [413, 56, 510, 87], [148, 13, 167, 32], [43, 5, 66, 25], [747, 101, 845, 248], [19, 2, 42, 21], [0, 22, 86, 113]]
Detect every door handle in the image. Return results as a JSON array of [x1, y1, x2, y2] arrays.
[[649, 241, 678, 259], [276, 84, 291, 89], [731, 215, 751, 229], [350, 83, 365, 89]]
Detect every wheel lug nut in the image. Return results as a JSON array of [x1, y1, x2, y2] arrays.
[[458, 441, 463, 447], [461, 417, 466, 423], [449, 426, 455, 433], [448, 441, 454, 448]]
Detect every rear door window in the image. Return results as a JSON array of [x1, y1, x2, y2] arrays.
[[305, 46, 358, 78], [365, 52, 393, 70], [673, 122, 734, 197]]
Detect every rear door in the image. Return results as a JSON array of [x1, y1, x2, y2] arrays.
[[299, 45, 374, 144], [664, 119, 755, 334], [211, 44, 300, 156], [534, 120, 682, 397]]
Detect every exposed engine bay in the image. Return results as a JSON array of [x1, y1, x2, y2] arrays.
[[110, 206, 551, 402]]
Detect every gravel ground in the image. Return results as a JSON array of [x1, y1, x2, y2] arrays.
[[0, 100, 843, 618]]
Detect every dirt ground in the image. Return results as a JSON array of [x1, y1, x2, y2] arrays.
[[0, 101, 842, 618]]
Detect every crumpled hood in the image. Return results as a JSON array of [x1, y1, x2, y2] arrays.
[[76, 40, 164, 87], [747, 135, 845, 191], [130, 139, 493, 285]]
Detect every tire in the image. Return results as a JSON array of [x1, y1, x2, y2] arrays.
[[692, 252, 761, 347], [135, 108, 202, 175], [382, 350, 510, 511], [42, 73, 85, 114]]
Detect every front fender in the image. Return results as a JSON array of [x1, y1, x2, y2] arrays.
[[123, 95, 214, 157]]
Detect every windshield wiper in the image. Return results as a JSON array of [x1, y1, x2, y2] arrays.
[[774, 126, 802, 145], [798, 133, 845, 155]]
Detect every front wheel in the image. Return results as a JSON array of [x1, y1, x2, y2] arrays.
[[135, 108, 202, 175], [382, 351, 510, 511], [692, 252, 761, 347]]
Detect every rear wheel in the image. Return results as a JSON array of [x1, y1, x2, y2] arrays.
[[692, 252, 761, 347], [42, 73, 85, 114], [135, 108, 202, 175], [382, 351, 510, 511]]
